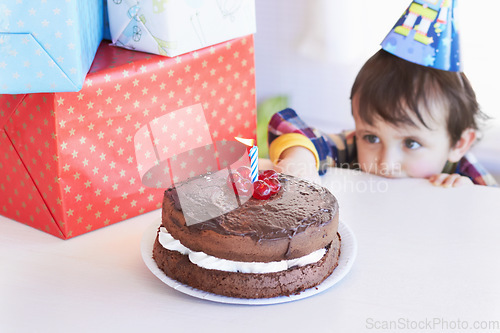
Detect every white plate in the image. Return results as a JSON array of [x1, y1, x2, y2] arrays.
[[141, 219, 357, 305]]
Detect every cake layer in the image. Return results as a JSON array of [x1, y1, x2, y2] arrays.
[[157, 226, 327, 273], [162, 173, 339, 262], [152, 233, 341, 299]]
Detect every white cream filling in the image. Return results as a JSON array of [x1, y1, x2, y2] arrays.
[[158, 227, 326, 274]]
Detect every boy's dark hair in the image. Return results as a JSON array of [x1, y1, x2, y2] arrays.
[[350, 49, 484, 146]]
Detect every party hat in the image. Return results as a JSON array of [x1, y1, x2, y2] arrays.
[[381, 0, 461, 72]]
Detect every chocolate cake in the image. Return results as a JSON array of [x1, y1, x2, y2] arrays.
[[152, 171, 341, 299]]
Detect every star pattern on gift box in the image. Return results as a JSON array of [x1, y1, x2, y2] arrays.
[[0, 36, 256, 239], [0, 0, 103, 93]]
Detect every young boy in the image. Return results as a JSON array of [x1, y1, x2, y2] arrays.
[[267, 49, 497, 187], [267, 0, 497, 187]]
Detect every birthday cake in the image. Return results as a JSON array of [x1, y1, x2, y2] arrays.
[[152, 169, 341, 299]]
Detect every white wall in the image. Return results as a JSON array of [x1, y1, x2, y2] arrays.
[[254, 0, 500, 176]]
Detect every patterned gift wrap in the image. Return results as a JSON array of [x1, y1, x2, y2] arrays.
[[107, 0, 256, 57], [0, 35, 256, 239], [0, 0, 104, 94]]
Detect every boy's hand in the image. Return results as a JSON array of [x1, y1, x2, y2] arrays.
[[428, 173, 474, 188], [273, 146, 320, 184]]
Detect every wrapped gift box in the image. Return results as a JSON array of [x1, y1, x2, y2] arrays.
[[103, 0, 112, 40], [107, 0, 256, 57], [0, 0, 104, 94], [0, 35, 256, 239]]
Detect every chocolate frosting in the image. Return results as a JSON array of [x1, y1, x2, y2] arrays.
[[166, 173, 338, 241]]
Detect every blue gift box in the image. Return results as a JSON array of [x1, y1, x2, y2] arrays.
[[0, 0, 104, 94], [103, 0, 111, 40]]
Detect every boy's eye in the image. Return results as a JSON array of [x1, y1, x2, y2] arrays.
[[404, 139, 421, 149], [363, 134, 380, 144]]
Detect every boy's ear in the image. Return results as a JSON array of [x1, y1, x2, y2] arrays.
[[448, 128, 476, 163]]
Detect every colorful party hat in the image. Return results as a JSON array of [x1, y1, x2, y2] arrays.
[[381, 0, 461, 72]]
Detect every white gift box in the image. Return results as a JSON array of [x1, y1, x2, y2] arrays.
[[107, 0, 256, 57]]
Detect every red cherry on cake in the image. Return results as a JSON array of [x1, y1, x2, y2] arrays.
[[226, 172, 242, 194], [235, 178, 253, 196], [252, 180, 272, 200], [230, 169, 281, 200], [264, 177, 281, 194], [262, 169, 279, 179], [227, 171, 253, 197], [236, 166, 252, 180]]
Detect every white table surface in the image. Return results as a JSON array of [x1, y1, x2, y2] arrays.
[[2, 168, 500, 333]]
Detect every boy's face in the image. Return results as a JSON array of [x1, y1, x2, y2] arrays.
[[352, 97, 459, 179]]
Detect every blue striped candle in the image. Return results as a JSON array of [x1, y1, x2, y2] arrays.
[[249, 145, 259, 183]]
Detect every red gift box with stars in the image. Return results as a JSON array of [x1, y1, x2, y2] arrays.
[[0, 35, 256, 239]]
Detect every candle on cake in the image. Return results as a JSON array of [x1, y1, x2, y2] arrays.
[[234, 137, 258, 183]]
